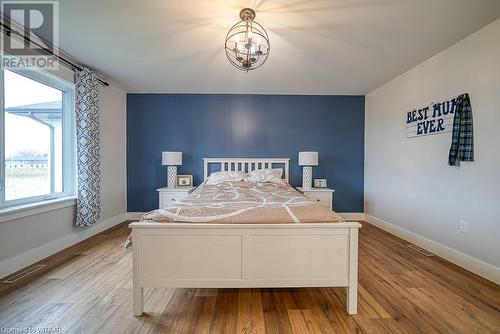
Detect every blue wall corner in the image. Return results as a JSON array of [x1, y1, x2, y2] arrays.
[[127, 94, 365, 212]]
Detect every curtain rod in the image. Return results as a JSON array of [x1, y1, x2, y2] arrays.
[[0, 21, 110, 87]]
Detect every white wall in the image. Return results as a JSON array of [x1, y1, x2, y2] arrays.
[[0, 83, 127, 278], [98, 83, 127, 221], [365, 19, 500, 279]]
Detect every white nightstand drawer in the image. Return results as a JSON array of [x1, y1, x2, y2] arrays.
[[160, 193, 185, 205], [157, 187, 195, 209], [307, 193, 331, 208], [296, 187, 334, 210]]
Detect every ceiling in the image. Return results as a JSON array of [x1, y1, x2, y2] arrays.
[[55, 0, 500, 94]]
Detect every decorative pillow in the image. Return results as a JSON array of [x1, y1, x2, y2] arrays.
[[206, 171, 245, 185], [244, 168, 284, 184]]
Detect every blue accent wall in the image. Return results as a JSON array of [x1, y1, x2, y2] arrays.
[[127, 94, 365, 212]]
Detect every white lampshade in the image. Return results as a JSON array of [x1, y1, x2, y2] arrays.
[[298, 151, 318, 166], [162, 151, 182, 166]]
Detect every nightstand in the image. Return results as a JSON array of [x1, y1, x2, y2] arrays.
[[157, 187, 195, 208], [296, 187, 335, 209]]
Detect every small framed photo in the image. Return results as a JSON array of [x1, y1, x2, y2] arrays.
[[176, 175, 193, 187], [314, 178, 327, 188]]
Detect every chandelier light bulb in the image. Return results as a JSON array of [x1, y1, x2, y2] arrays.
[[255, 44, 263, 56]]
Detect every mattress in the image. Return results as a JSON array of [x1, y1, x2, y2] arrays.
[[141, 181, 345, 224]]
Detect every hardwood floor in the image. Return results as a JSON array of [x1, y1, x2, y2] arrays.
[[0, 221, 499, 333]]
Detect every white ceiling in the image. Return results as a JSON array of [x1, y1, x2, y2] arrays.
[[57, 0, 500, 94]]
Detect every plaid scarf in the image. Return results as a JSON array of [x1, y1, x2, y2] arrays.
[[448, 93, 474, 166]]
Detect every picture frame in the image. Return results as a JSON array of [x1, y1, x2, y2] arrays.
[[314, 178, 327, 188], [176, 175, 193, 187]]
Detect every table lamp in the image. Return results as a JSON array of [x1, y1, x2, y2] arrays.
[[162, 151, 182, 188], [298, 151, 318, 190]]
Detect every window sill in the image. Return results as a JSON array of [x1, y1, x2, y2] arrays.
[[0, 196, 77, 223]]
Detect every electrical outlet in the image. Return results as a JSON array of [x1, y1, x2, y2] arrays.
[[459, 221, 470, 234]]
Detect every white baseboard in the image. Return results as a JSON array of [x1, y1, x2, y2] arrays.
[[338, 212, 366, 221], [0, 213, 128, 279], [125, 212, 145, 221], [365, 214, 500, 285]]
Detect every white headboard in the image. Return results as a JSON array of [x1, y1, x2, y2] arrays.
[[203, 158, 290, 183]]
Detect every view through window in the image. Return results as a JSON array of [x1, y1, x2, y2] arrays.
[[1, 68, 75, 208], [4, 70, 63, 200]]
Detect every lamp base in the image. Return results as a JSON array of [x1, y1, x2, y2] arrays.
[[302, 166, 312, 190], [167, 166, 177, 188]]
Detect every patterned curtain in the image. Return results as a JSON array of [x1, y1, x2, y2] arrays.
[[75, 68, 101, 227]]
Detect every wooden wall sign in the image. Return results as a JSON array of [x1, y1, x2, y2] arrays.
[[405, 96, 457, 138]]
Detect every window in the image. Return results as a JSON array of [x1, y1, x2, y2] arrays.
[[0, 67, 76, 210]]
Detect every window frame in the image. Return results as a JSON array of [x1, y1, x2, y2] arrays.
[[0, 66, 76, 210]]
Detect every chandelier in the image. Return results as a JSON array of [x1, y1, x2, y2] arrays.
[[225, 8, 270, 72]]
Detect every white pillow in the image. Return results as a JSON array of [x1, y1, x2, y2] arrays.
[[206, 171, 245, 185], [244, 168, 284, 184]]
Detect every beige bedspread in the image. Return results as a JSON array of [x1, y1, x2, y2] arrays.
[[141, 181, 344, 224]]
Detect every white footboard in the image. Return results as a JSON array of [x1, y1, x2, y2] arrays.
[[129, 221, 361, 316]]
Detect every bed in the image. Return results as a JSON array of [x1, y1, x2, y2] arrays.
[[129, 158, 361, 316]]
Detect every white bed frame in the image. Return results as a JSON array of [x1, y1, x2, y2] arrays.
[[129, 158, 361, 316]]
